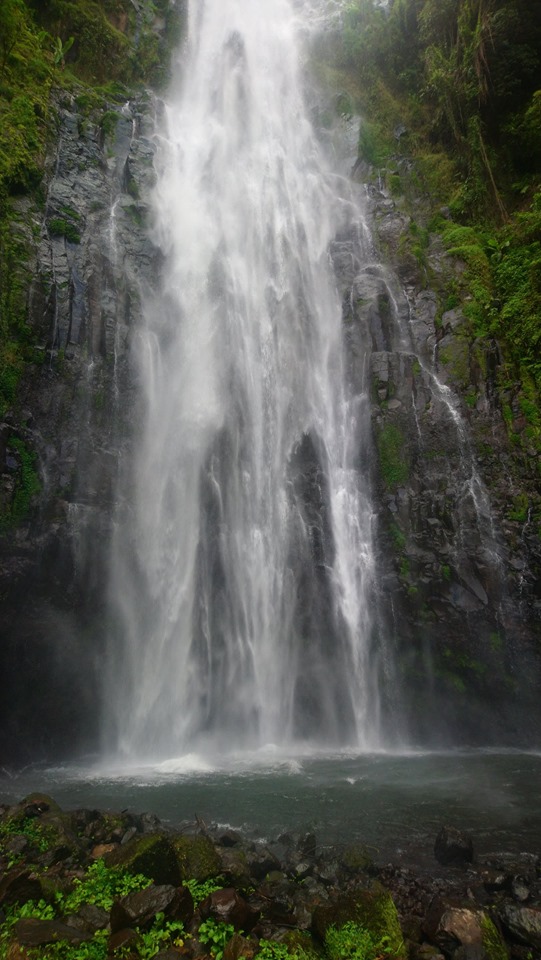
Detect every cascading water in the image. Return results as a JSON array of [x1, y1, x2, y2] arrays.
[[106, 0, 387, 760]]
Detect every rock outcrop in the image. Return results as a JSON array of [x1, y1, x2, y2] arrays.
[[0, 88, 160, 764]]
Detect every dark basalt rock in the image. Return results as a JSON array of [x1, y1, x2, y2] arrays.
[[223, 933, 259, 960], [105, 834, 182, 887], [423, 898, 506, 958], [0, 867, 43, 909], [110, 884, 194, 933], [199, 888, 259, 931], [12, 917, 94, 945], [1, 797, 540, 960], [434, 827, 474, 867], [311, 884, 404, 956], [498, 902, 541, 950]]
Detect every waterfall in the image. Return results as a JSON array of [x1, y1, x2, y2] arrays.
[[106, 0, 386, 760]]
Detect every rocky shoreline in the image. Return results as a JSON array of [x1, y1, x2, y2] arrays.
[[1, 794, 540, 959]]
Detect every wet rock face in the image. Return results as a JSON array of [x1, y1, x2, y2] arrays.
[[0, 90, 160, 766], [341, 182, 541, 746]]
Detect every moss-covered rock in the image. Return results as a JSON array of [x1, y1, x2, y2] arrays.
[[424, 900, 508, 960], [312, 884, 406, 959], [104, 833, 182, 887], [339, 844, 375, 876], [171, 834, 221, 882]]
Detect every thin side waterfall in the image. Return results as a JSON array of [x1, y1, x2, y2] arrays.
[[106, 0, 385, 760]]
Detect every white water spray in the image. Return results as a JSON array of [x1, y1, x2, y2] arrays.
[[106, 0, 383, 760]]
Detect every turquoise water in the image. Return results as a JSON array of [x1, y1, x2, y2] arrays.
[[2, 750, 540, 867]]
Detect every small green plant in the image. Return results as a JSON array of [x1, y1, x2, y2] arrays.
[[137, 914, 186, 959], [255, 941, 310, 960], [185, 876, 224, 905], [58, 859, 151, 914], [53, 35, 74, 69], [0, 814, 53, 854], [325, 920, 393, 960], [198, 918, 236, 960]]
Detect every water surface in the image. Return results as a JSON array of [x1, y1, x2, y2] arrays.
[[2, 750, 540, 869]]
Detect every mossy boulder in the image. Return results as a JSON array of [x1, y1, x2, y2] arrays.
[[0, 794, 83, 867], [282, 929, 322, 960], [424, 900, 507, 960], [104, 833, 182, 886], [171, 834, 221, 882], [339, 844, 375, 875], [312, 884, 406, 959]]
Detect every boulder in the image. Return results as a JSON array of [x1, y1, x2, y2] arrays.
[[104, 834, 182, 887], [424, 899, 507, 959], [311, 884, 405, 958], [434, 827, 474, 866], [223, 933, 259, 960], [172, 834, 221, 882], [200, 888, 259, 931], [498, 902, 541, 950], [0, 868, 43, 909], [339, 844, 374, 875], [11, 918, 93, 946], [110, 884, 194, 933]]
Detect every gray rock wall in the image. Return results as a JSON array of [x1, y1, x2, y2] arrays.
[[355, 182, 541, 745], [1, 92, 540, 766], [0, 90, 160, 765]]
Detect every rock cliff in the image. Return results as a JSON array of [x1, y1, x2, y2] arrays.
[[1, 67, 540, 766]]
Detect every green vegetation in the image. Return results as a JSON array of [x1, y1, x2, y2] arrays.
[[58, 858, 151, 912], [480, 914, 509, 960], [317, 0, 541, 415], [1, 437, 41, 528], [48, 216, 81, 243], [0, 0, 186, 534], [376, 424, 408, 491], [198, 918, 236, 960], [185, 875, 225, 905], [0, 861, 180, 960], [0, 814, 54, 867], [325, 921, 393, 960]]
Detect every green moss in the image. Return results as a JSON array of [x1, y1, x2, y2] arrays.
[[358, 119, 392, 167], [48, 217, 81, 243], [376, 424, 408, 491], [99, 108, 119, 137], [508, 493, 529, 522], [1, 437, 41, 528], [104, 833, 182, 887], [399, 557, 410, 578], [172, 834, 222, 882], [480, 914, 508, 960], [313, 886, 405, 960], [282, 931, 321, 960], [389, 522, 406, 551], [340, 844, 374, 874]]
